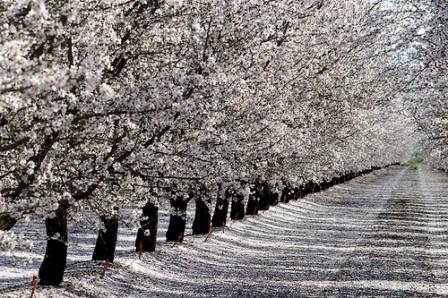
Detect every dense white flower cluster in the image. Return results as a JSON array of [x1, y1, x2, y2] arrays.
[[0, 0, 424, 238], [169, 207, 187, 218], [0, 230, 34, 252], [401, 1, 448, 169]]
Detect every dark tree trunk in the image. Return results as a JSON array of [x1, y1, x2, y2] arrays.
[[192, 198, 211, 235], [0, 215, 17, 231], [166, 196, 189, 242], [38, 202, 68, 286], [135, 201, 158, 252], [280, 186, 292, 203], [303, 182, 311, 195], [92, 211, 119, 262], [293, 187, 302, 200], [257, 184, 270, 211], [246, 192, 259, 215], [212, 196, 229, 228], [288, 187, 294, 201], [230, 195, 245, 220], [280, 187, 286, 203], [269, 191, 279, 206], [306, 182, 315, 194]]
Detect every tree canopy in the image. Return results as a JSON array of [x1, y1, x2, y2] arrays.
[[0, 0, 445, 242]]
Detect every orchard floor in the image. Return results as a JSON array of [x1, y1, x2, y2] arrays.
[[2, 165, 448, 297]]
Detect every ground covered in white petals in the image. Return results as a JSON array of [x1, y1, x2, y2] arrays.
[[2, 166, 448, 297]]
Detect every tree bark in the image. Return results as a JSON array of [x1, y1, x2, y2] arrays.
[[293, 187, 302, 200], [246, 190, 259, 215], [280, 186, 293, 203], [135, 201, 158, 252], [303, 182, 311, 195], [211, 195, 229, 228], [230, 195, 245, 220], [269, 190, 279, 206], [166, 196, 189, 242], [92, 209, 119, 263], [192, 198, 211, 235], [38, 201, 69, 286], [257, 184, 270, 211]]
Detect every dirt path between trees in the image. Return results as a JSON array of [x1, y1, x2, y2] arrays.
[[3, 165, 448, 297]]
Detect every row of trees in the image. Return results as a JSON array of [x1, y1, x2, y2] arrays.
[[0, 0, 427, 286], [402, 1, 448, 168]]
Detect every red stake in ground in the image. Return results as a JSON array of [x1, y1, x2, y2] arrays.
[[100, 259, 110, 279], [204, 228, 214, 242], [172, 234, 183, 248], [138, 241, 143, 259], [29, 276, 39, 298]]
